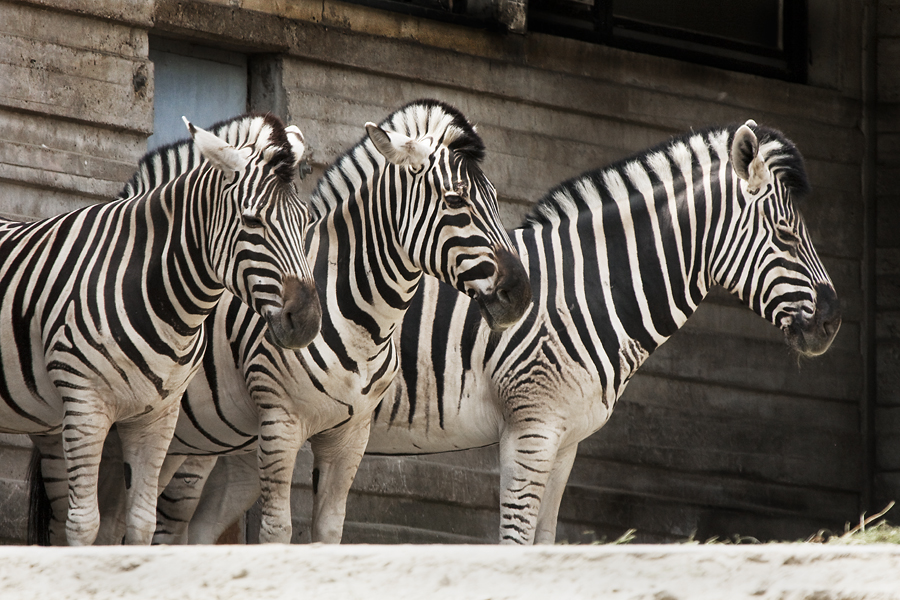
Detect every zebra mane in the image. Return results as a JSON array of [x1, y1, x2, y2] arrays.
[[523, 122, 810, 227], [119, 113, 297, 199], [309, 99, 487, 219]]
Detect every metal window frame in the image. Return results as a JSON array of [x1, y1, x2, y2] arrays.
[[340, 0, 504, 30], [527, 0, 808, 82]]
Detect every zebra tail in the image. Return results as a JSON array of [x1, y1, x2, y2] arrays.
[[26, 446, 51, 546]]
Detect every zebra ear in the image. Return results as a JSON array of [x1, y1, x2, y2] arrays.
[[184, 117, 249, 173], [285, 125, 306, 169], [731, 121, 767, 193], [365, 123, 431, 169]]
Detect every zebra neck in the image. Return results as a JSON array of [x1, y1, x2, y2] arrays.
[[311, 206, 423, 351], [140, 175, 223, 340], [516, 200, 713, 361]]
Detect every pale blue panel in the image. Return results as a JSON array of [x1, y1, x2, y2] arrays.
[[148, 47, 248, 150]]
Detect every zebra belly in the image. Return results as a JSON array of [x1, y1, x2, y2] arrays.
[[0, 380, 63, 434], [365, 420, 502, 454], [365, 341, 620, 455], [366, 375, 504, 454], [0, 317, 192, 433], [167, 360, 259, 455], [167, 334, 395, 456]]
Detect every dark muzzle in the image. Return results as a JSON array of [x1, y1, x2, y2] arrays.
[[475, 247, 532, 332], [266, 276, 322, 349], [785, 282, 841, 357]]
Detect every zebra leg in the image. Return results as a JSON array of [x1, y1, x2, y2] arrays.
[[187, 453, 260, 544], [115, 403, 181, 545], [157, 453, 189, 494], [95, 429, 127, 545], [308, 419, 371, 543], [29, 434, 69, 546], [59, 404, 114, 546], [154, 455, 215, 545], [497, 423, 564, 545], [256, 411, 309, 544], [533, 442, 578, 544]]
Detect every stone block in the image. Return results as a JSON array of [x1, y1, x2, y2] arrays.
[[12, 0, 153, 26], [0, 109, 145, 205], [0, 1, 152, 133], [0, 435, 32, 545]]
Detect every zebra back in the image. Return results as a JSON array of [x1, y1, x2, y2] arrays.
[[526, 123, 809, 227], [309, 99, 487, 219], [119, 113, 301, 199]]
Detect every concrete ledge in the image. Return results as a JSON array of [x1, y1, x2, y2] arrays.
[[0, 544, 898, 599]]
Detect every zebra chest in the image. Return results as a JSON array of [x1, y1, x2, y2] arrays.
[[286, 339, 400, 429], [492, 324, 639, 446], [42, 309, 204, 420], [315, 349, 398, 402]]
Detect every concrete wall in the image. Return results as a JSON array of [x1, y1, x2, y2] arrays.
[[0, 0, 886, 545], [0, 1, 151, 220], [0, 0, 153, 543], [876, 0, 900, 515]]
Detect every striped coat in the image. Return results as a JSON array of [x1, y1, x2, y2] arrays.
[[14, 114, 320, 545], [174, 121, 840, 545], [127, 100, 530, 545]]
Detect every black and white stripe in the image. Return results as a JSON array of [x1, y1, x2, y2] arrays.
[[359, 120, 841, 544], [153, 120, 842, 546], [14, 113, 320, 545], [146, 100, 530, 544]]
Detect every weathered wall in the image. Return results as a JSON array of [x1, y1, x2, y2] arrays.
[[0, 1, 151, 220], [0, 0, 153, 543], [0, 0, 882, 545], [231, 2, 865, 543], [876, 0, 900, 516]]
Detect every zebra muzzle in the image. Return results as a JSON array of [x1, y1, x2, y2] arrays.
[[782, 283, 841, 357], [474, 247, 532, 332], [265, 276, 322, 349]]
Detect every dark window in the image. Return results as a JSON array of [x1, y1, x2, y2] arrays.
[[148, 39, 249, 150], [528, 0, 808, 82], [341, 0, 502, 29]]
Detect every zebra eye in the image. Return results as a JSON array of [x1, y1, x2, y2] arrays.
[[444, 193, 466, 210], [241, 212, 264, 229], [775, 224, 800, 247]]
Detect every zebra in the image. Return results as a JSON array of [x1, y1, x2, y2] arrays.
[[10, 113, 321, 545], [166, 119, 841, 545], [92, 99, 531, 545]]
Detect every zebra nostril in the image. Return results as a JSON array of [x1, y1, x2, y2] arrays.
[[497, 288, 510, 305], [823, 315, 842, 338]]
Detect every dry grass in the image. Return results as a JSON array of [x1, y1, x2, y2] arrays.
[[808, 501, 900, 545], [588, 501, 900, 545], [699, 501, 900, 545]]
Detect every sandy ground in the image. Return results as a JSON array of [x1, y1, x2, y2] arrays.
[[0, 544, 899, 599]]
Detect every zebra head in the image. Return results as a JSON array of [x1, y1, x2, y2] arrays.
[[364, 100, 531, 331], [719, 120, 840, 357], [186, 115, 322, 349]]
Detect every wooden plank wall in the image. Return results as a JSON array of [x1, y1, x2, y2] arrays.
[[0, 0, 879, 545], [218, 2, 865, 544], [876, 0, 900, 514]]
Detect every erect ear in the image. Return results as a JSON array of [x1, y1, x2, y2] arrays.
[[285, 125, 306, 169], [365, 122, 432, 169], [731, 119, 768, 193], [183, 117, 249, 173]]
